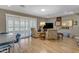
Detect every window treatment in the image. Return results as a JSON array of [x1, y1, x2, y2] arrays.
[[6, 14, 37, 37]]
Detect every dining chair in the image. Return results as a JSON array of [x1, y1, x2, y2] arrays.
[[15, 33, 22, 52]]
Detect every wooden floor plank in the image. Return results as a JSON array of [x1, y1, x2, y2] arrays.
[[11, 37, 79, 53]]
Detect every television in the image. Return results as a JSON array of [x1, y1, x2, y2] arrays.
[[43, 23, 53, 29]]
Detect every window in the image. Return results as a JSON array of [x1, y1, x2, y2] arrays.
[[6, 14, 37, 37], [25, 18, 29, 31], [6, 15, 14, 32], [13, 17, 19, 31], [20, 17, 26, 31], [29, 18, 37, 29]]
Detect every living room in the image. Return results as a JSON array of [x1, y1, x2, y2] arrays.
[[37, 14, 79, 38], [0, 5, 79, 53]]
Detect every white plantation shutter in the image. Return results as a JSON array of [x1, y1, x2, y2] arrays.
[[6, 14, 37, 37]]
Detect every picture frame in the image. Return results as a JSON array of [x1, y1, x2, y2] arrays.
[[55, 17, 62, 26], [74, 20, 78, 25]]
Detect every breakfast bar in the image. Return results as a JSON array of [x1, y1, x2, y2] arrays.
[[0, 33, 16, 52]]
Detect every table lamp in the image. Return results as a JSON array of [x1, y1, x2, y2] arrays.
[[40, 22, 45, 32]]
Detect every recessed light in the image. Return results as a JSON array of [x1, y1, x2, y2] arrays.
[[69, 11, 74, 14], [41, 9, 45, 12]]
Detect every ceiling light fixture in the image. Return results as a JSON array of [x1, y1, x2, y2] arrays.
[[8, 5, 11, 7], [41, 9, 45, 12]]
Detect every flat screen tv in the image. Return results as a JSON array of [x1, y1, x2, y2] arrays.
[[43, 23, 53, 29]]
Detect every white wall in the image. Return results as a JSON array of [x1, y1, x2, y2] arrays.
[[37, 14, 79, 37], [60, 15, 79, 37], [54, 15, 79, 36], [58, 15, 74, 37], [46, 18, 56, 29], [71, 15, 79, 36], [37, 18, 56, 29], [45, 15, 79, 37]]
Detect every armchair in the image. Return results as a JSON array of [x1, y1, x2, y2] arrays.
[[31, 28, 40, 38]]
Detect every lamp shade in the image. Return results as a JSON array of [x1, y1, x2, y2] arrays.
[[40, 22, 45, 26]]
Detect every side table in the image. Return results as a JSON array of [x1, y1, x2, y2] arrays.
[[39, 32, 45, 40], [57, 33, 63, 40]]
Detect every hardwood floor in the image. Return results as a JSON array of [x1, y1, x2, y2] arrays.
[[12, 37, 79, 53]]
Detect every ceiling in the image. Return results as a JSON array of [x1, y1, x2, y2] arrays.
[[0, 5, 79, 18]]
